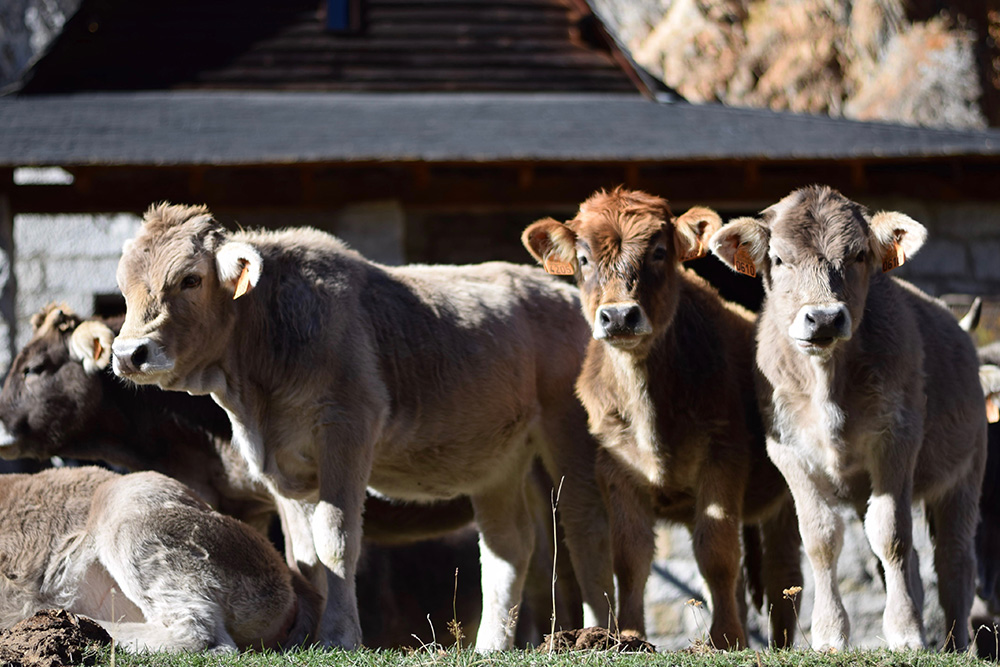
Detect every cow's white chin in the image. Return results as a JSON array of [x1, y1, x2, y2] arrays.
[[600, 334, 645, 350], [793, 337, 837, 357]]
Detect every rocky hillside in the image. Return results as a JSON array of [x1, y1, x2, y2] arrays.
[[0, 0, 80, 90], [593, 0, 999, 129]]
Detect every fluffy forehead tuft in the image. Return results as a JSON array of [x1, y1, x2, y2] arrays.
[[764, 185, 870, 256], [30, 303, 81, 336], [574, 187, 671, 262]]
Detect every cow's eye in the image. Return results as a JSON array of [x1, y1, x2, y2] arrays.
[[855, 251, 866, 263], [651, 246, 667, 262], [577, 255, 589, 268], [180, 275, 202, 289], [22, 363, 45, 378], [771, 254, 783, 267]]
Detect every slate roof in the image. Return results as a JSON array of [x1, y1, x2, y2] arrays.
[[2, 92, 1000, 167], [14, 0, 649, 95]]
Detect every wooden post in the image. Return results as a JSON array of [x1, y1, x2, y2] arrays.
[[0, 168, 16, 369]]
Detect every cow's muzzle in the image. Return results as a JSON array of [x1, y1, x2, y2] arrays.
[[594, 302, 653, 347], [111, 337, 174, 380], [789, 303, 852, 354]]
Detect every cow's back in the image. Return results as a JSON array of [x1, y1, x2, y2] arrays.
[[891, 279, 986, 497]]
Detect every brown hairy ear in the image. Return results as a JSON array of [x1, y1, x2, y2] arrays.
[[521, 218, 578, 275], [868, 211, 927, 273], [673, 206, 722, 262], [709, 217, 769, 277]]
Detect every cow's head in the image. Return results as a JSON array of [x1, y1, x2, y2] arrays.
[[0, 305, 114, 459], [522, 187, 721, 354], [112, 203, 261, 392], [710, 185, 926, 357]]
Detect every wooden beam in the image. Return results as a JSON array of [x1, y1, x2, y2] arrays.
[[10, 159, 1000, 215]]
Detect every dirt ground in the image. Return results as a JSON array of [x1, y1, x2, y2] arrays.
[[537, 627, 656, 653], [0, 609, 110, 667]]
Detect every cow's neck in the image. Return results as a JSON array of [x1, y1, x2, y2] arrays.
[[604, 344, 666, 486]]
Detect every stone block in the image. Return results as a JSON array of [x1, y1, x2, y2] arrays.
[[972, 241, 1000, 282], [14, 213, 141, 259], [14, 257, 45, 294], [42, 256, 120, 293]]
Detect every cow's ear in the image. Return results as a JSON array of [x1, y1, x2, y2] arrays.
[[216, 241, 262, 300], [521, 218, 578, 275], [69, 321, 115, 374], [672, 206, 722, 262], [709, 217, 769, 278], [868, 211, 927, 273]]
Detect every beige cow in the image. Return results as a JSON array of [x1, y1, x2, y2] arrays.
[[521, 187, 802, 649], [710, 185, 986, 650], [111, 204, 615, 650], [0, 466, 320, 653]]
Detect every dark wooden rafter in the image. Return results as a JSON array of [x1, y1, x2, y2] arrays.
[[10, 158, 1000, 216]]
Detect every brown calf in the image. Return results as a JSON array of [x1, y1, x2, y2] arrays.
[[710, 185, 986, 650], [111, 204, 615, 650], [522, 187, 801, 649]]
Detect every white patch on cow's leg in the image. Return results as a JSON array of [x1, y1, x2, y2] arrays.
[[472, 477, 535, 651], [928, 466, 981, 651], [864, 492, 926, 649], [768, 436, 849, 650]]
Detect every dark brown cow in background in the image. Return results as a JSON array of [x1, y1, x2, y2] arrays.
[[522, 187, 802, 649], [111, 204, 615, 650], [711, 185, 986, 650]]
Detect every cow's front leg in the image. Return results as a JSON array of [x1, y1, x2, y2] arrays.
[[767, 436, 849, 650], [692, 465, 746, 649], [470, 473, 535, 651], [309, 420, 378, 650]]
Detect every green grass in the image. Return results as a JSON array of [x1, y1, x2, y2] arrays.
[[84, 646, 997, 667]]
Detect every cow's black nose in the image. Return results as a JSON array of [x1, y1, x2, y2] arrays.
[[131, 344, 149, 368], [598, 304, 643, 336]]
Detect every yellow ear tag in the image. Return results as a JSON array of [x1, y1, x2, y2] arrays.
[[680, 239, 706, 262], [543, 257, 575, 276], [882, 238, 906, 273], [987, 396, 999, 424], [93, 338, 103, 362], [733, 244, 757, 277], [233, 263, 252, 300]]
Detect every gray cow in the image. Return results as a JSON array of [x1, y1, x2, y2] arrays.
[[710, 185, 986, 650], [110, 204, 615, 650]]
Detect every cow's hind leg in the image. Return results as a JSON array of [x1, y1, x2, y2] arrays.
[[538, 408, 617, 633], [928, 465, 981, 651], [760, 498, 803, 648], [596, 450, 654, 636], [471, 473, 535, 650]]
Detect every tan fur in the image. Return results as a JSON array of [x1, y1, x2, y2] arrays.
[[112, 204, 616, 650], [710, 185, 987, 651], [0, 467, 320, 653], [522, 187, 802, 650]]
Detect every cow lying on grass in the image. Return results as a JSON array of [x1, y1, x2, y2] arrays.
[[0, 304, 577, 648], [111, 204, 614, 650], [0, 466, 320, 653], [710, 185, 986, 650], [522, 187, 802, 649]]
